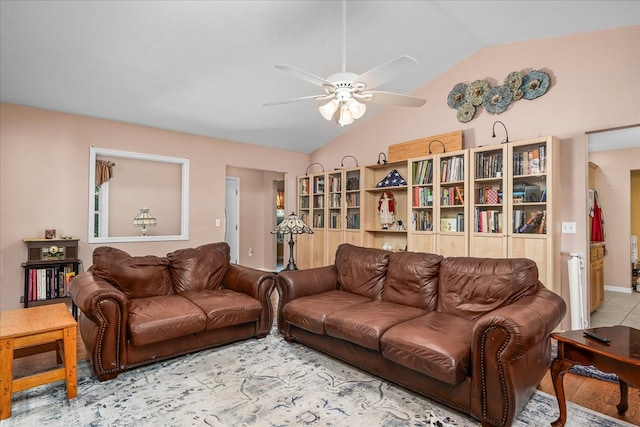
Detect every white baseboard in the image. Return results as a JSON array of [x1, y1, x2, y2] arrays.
[[604, 285, 632, 294]]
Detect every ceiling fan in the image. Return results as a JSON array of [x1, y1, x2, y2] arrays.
[[264, 1, 426, 126]]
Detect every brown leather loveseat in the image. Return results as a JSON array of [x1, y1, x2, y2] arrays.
[[70, 242, 275, 381], [276, 244, 566, 427]]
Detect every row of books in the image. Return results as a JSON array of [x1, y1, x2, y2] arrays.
[[346, 176, 360, 191], [345, 193, 360, 207], [328, 176, 341, 193], [346, 212, 360, 229], [412, 186, 433, 207], [513, 144, 547, 175], [475, 185, 502, 205], [475, 152, 503, 179], [313, 213, 324, 228], [412, 211, 433, 231], [329, 212, 341, 228], [474, 209, 503, 233], [313, 177, 325, 194], [27, 265, 76, 302], [440, 156, 464, 183], [441, 186, 464, 206], [313, 194, 324, 208], [328, 193, 341, 208], [299, 178, 310, 195], [413, 160, 434, 185]]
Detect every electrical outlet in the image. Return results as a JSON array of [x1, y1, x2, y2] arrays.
[[215, 218, 221, 227], [561, 222, 576, 234], [20, 295, 24, 303]]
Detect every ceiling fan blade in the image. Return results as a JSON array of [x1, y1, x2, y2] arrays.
[[275, 65, 334, 88], [354, 55, 419, 90], [362, 90, 426, 107], [264, 94, 334, 106]]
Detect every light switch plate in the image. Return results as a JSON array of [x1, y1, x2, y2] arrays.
[[562, 222, 576, 233]]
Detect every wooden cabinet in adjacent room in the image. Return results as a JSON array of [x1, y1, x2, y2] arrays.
[[590, 243, 605, 312]]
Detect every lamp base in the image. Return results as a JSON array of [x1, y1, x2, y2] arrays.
[[286, 234, 298, 271]]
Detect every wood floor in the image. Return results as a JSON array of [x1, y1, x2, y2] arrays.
[[11, 328, 640, 426]]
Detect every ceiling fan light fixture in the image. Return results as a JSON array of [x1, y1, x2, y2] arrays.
[[319, 99, 339, 121], [338, 107, 354, 126], [347, 98, 366, 119]]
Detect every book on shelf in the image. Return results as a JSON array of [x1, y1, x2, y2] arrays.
[[440, 218, 457, 232]]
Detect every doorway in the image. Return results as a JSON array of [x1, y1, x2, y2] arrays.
[[225, 177, 240, 264]]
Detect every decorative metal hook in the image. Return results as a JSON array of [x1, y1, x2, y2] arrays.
[[492, 121, 509, 143], [340, 155, 359, 168], [305, 162, 325, 175], [377, 152, 388, 165], [428, 140, 446, 154]]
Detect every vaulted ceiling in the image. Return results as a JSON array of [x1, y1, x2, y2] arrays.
[[1, 1, 638, 153]]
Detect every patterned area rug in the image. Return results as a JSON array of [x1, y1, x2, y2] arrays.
[[551, 340, 620, 383], [5, 333, 634, 427]]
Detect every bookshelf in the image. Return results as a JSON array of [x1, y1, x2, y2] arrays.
[[435, 149, 469, 257], [22, 238, 81, 317], [409, 155, 436, 253], [294, 137, 559, 293], [362, 161, 409, 252], [326, 168, 363, 264], [507, 136, 560, 294], [469, 144, 507, 257]]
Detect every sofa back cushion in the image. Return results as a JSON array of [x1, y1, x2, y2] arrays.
[[92, 246, 173, 299], [335, 244, 389, 299], [437, 257, 540, 320], [383, 251, 443, 310], [167, 242, 230, 293]]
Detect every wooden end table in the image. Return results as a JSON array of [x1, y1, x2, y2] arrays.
[[550, 325, 640, 426], [0, 303, 77, 419]]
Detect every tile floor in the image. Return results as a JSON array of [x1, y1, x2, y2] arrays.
[[589, 289, 640, 328]]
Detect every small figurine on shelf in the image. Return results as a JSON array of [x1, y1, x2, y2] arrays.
[[378, 191, 395, 229]]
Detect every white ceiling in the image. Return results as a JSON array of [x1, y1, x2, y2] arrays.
[[1, 1, 638, 154]]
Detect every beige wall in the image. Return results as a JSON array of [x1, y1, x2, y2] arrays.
[[0, 104, 308, 311], [589, 147, 640, 288], [310, 26, 640, 329]]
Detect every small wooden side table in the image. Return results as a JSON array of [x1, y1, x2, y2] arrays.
[[550, 325, 640, 426], [0, 303, 77, 419]]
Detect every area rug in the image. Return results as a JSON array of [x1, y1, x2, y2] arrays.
[[551, 340, 620, 383], [3, 333, 634, 427]]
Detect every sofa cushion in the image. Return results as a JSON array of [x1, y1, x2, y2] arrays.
[[383, 251, 443, 310], [381, 312, 473, 385], [436, 257, 540, 320], [181, 289, 262, 330], [92, 246, 173, 299], [167, 242, 230, 293], [324, 300, 427, 351], [282, 290, 371, 335], [335, 244, 389, 300], [128, 295, 207, 346]]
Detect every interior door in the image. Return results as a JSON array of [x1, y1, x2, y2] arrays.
[[225, 177, 240, 264]]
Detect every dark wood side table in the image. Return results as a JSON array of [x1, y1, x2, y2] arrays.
[[550, 325, 640, 426]]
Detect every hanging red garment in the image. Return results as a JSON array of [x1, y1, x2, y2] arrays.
[[591, 193, 604, 242]]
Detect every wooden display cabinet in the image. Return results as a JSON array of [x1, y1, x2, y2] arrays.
[[22, 238, 80, 317]]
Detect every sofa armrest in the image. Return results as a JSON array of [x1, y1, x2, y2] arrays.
[[276, 265, 339, 303], [469, 285, 567, 426], [68, 271, 129, 381], [222, 264, 276, 337]]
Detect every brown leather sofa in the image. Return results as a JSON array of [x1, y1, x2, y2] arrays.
[[70, 242, 275, 381], [276, 244, 566, 427]]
